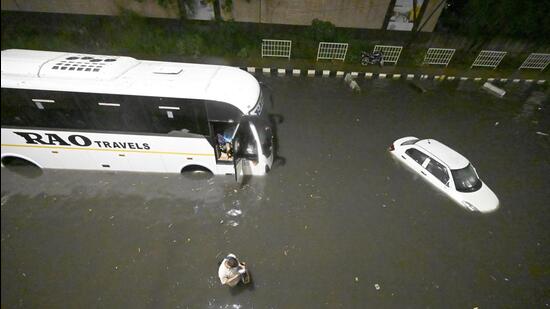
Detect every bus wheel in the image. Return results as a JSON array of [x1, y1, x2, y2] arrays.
[[180, 165, 213, 180], [1, 156, 43, 178]]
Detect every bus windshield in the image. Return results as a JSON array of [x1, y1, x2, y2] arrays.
[[451, 164, 482, 192]]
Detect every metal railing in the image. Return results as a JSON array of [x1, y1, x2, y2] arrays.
[[423, 48, 456, 67], [471, 50, 507, 69], [261, 39, 292, 59], [519, 53, 550, 71], [257, 39, 547, 73], [317, 42, 348, 61], [373, 45, 403, 65]]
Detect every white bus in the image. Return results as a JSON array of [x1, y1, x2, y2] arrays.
[[1, 49, 273, 179]]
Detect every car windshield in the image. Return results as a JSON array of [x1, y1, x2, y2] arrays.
[[451, 164, 482, 192]]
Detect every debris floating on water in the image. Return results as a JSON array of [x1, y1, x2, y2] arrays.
[[227, 220, 239, 227], [227, 209, 242, 217]]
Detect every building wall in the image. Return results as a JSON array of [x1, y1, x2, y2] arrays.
[[417, 0, 445, 32], [2, 0, 443, 32], [1, 0, 178, 19], [226, 0, 391, 29]]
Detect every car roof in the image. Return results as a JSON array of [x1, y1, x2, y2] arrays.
[[415, 139, 470, 169]]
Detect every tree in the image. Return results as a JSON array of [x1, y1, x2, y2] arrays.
[[439, 0, 550, 43]]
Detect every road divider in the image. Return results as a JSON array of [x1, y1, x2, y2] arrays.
[[240, 67, 545, 85]]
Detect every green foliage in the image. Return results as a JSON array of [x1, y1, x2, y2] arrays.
[[3, 9, 547, 74], [309, 19, 336, 42], [155, 0, 174, 8], [222, 0, 233, 13], [237, 47, 248, 58], [176, 34, 205, 57], [440, 0, 550, 42]]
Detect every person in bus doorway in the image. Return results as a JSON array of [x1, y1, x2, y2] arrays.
[[217, 126, 236, 160], [218, 253, 250, 287]]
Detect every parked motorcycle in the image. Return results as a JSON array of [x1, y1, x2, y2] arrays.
[[361, 51, 384, 66]]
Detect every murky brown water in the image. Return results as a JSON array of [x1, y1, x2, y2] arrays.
[[2, 77, 549, 308]]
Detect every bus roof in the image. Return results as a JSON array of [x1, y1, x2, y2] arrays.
[[0, 49, 260, 114]]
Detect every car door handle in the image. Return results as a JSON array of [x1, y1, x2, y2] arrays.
[[420, 171, 427, 176]]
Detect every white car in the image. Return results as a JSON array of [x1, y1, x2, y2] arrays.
[[389, 137, 499, 213]]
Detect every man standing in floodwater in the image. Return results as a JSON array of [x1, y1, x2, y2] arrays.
[[218, 254, 249, 287]]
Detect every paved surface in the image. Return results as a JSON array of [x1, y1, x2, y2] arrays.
[[2, 77, 549, 308]]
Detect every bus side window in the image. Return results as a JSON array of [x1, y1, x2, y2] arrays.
[[43, 91, 87, 129], [143, 97, 208, 135], [72, 93, 151, 133], [122, 95, 152, 132], [78, 93, 121, 131], [1, 88, 33, 127], [75, 93, 145, 132], [2, 89, 87, 130]]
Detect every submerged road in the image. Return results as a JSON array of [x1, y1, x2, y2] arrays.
[[2, 77, 549, 308]]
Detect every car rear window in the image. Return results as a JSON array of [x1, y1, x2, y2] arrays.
[[401, 138, 419, 146]]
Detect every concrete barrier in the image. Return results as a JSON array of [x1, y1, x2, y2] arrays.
[[408, 81, 427, 93], [349, 80, 360, 92], [482, 82, 506, 97], [237, 67, 538, 85], [344, 73, 353, 83], [344, 73, 360, 92]]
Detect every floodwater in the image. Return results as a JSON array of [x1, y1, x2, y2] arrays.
[[2, 76, 549, 308]]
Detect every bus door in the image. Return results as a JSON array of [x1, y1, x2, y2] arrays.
[[232, 116, 273, 182]]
